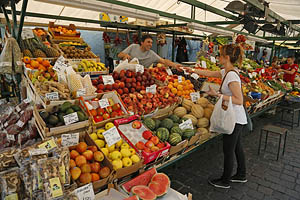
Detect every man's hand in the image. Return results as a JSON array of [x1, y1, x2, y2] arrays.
[[123, 54, 132, 61], [278, 69, 283, 73], [173, 63, 183, 71]]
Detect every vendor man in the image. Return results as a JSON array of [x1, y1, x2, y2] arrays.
[[278, 56, 299, 84], [118, 34, 182, 69]]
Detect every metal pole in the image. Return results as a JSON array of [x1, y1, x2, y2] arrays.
[[17, 0, 29, 43], [172, 32, 175, 62], [1, 6, 12, 35], [269, 40, 275, 64], [11, 0, 18, 38]]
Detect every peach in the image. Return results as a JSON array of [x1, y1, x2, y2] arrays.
[[135, 141, 145, 150], [76, 142, 87, 154], [94, 151, 104, 162], [80, 163, 91, 173], [82, 150, 93, 161], [150, 136, 159, 145], [151, 146, 159, 152], [79, 173, 92, 184], [70, 167, 81, 180], [90, 162, 101, 173], [87, 145, 98, 152], [75, 155, 87, 167], [145, 141, 154, 148], [91, 173, 100, 182], [70, 150, 79, 160], [99, 166, 111, 178], [69, 159, 76, 168]]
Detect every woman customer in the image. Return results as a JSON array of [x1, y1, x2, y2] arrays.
[[184, 44, 248, 189]]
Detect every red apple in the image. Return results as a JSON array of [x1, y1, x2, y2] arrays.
[[132, 120, 142, 129], [136, 141, 145, 150], [142, 130, 153, 140], [145, 141, 154, 148], [150, 136, 159, 145]]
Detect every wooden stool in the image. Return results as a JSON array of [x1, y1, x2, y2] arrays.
[[258, 125, 288, 160], [278, 102, 300, 129]]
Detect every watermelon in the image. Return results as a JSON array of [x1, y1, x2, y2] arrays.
[[156, 128, 169, 142], [154, 119, 160, 130], [123, 195, 139, 200], [132, 185, 157, 200], [168, 133, 182, 146], [151, 173, 170, 188], [143, 118, 156, 131], [173, 123, 179, 127], [170, 126, 183, 136], [148, 181, 168, 197], [122, 168, 157, 193], [160, 118, 174, 130], [183, 128, 195, 139], [169, 114, 180, 123]]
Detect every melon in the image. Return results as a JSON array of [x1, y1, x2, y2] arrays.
[[124, 195, 139, 200], [197, 97, 209, 108], [156, 128, 169, 142], [197, 127, 209, 135], [151, 173, 170, 188], [122, 168, 157, 193], [183, 114, 197, 126], [132, 185, 157, 200], [173, 107, 187, 118], [197, 117, 209, 128], [182, 99, 194, 111], [160, 118, 174, 130], [204, 108, 213, 119], [169, 114, 180, 123], [143, 118, 156, 131], [168, 133, 182, 146], [154, 119, 161, 130], [207, 103, 214, 109], [191, 104, 204, 118], [148, 181, 168, 197], [183, 129, 195, 139], [170, 126, 183, 136]]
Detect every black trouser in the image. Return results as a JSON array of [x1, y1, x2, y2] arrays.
[[221, 124, 246, 183]]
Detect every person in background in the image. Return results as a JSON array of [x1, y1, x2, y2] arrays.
[[278, 56, 299, 84], [271, 56, 280, 69], [260, 49, 268, 65], [118, 34, 182, 69]]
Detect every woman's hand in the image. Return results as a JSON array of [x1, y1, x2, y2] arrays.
[[182, 67, 194, 73], [206, 86, 219, 96]]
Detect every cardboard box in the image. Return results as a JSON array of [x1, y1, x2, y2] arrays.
[[187, 132, 201, 146], [169, 140, 188, 156]]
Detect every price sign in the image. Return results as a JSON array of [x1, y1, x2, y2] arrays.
[[178, 76, 183, 83], [183, 69, 189, 75], [38, 139, 57, 151], [179, 119, 193, 130], [210, 56, 216, 63], [262, 69, 265, 74], [46, 92, 59, 101], [98, 98, 110, 108], [102, 75, 115, 85], [103, 126, 121, 147], [74, 183, 95, 200], [29, 148, 48, 156], [248, 73, 253, 79], [136, 64, 144, 73], [16, 120, 25, 128], [63, 112, 79, 125], [6, 134, 15, 141], [166, 68, 173, 75], [77, 88, 86, 97], [21, 28, 34, 39], [252, 80, 257, 84], [201, 61, 207, 68], [23, 98, 31, 103], [16, 106, 21, 113], [191, 73, 199, 80], [146, 84, 156, 94], [53, 56, 68, 72], [190, 92, 200, 102], [61, 133, 79, 147]]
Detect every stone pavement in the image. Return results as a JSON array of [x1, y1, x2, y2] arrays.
[[161, 111, 300, 200]]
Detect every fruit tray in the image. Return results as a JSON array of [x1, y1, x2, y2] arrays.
[[114, 115, 171, 164], [48, 22, 81, 39]]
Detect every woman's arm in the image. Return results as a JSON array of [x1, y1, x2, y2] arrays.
[[184, 68, 222, 78]]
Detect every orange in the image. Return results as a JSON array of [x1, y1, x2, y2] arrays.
[[171, 88, 177, 94], [91, 173, 100, 182], [90, 109, 97, 117], [173, 82, 179, 88], [177, 91, 182, 96], [189, 84, 194, 89], [23, 56, 31, 64], [182, 77, 186, 81], [30, 60, 39, 69], [38, 64, 46, 71], [25, 64, 31, 69], [42, 60, 50, 68], [36, 57, 43, 63], [168, 84, 173, 89], [186, 79, 191, 84], [177, 85, 183, 91]]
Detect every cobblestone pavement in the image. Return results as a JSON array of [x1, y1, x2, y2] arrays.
[[161, 111, 300, 200]]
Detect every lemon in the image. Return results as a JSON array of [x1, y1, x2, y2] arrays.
[[97, 129, 105, 139], [106, 144, 116, 152], [95, 139, 105, 148], [130, 155, 140, 163], [89, 133, 98, 141], [101, 148, 109, 157], [105, 122, 114, 130], [116, 139, 123, 148]]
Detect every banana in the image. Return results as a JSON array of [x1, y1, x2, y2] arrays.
[[90, 60, 97, 68]]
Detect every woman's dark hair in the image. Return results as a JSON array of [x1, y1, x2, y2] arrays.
[[141, 34, 152, 42], [220, 44, 244, 67]]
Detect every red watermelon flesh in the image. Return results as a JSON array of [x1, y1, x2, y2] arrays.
[[148, 181, 168, 197], [123, 195, 139, 200], [132, 185, 157, 200], [122, 168, 157, 193], [151, 173, 170, 188]]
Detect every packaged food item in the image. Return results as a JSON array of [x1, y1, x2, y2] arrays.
[[3, 112, 18, 128], [0, 147, 19, 172], [18, 106, 33, 127], [20, 163, 33, 199], [54, 147, 71, 186], [38, 157, 64, 199], [0, 167, 22, 199], [63, 184, 79, 200], [15, 99, 30, 113]]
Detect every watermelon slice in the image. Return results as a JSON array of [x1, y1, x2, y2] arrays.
[[148, 181, 168, 197], [122, 168, 157, 193], [123, 195, 139, 200], [151, 173, 170, 188], [132, 185, 157, 200]]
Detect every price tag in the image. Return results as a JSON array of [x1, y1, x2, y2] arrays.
[[102, 75, 115, 85], [179, 119, 193, 130], [262, 69, 265, 74], [23, 98, 31, 103], [38, 139, 57, 151], [3, 122, 8, 128], [252, 72, 257, 77], [252, 80, 257, 84], [16, 120, 25, 128], [190, 92, 200, 102], [0, 62, 10, 67], [16, 106, 21, 112], [178, 76, 183, 83], [102, 126, 121, 147], [61, 133, 79, 147], [46, 92, 59, 101], [166, 68, 173, 75], [136, 64, 144, 73], [191, 73, 199, 80], [183, 69, 189, 75], [53, 58, 67, 73], [98, 98, 110, 108], [74, 183, 95, 200], [210, 56, 216, 63], [6, 134, 15, 141], [63, 112, 79, 125], [77, 88, 86, 97], [201, 61, 207, 68], [29, 148, 48, 156], [21, 28, 34, 39], [248, 73, 253, 79], [146, 84, 156, 94]]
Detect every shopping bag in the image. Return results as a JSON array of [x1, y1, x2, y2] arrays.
[[113, 58, 141, 73], [209, 95, 236, 134]]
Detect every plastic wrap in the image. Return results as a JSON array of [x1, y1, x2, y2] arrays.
[[54, 147, 71, 187], [2, 112, 18, 128], [0, 37, 13, 74], [0, 147, 19, 172], [0, 167, 22, 199], [20, 163, 33, 199]]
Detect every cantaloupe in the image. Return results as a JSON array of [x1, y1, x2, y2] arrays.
[[204, 108, 213, 119], [191, 104, 204, 118], [207, 103, 214, 109], [173, 107, 187, 118], [182, 99, 194, 112], [197, 117, 209, 128], [197, 97, 209, 108], [183, 114, 197, 126], [197, 127, 209, 135]]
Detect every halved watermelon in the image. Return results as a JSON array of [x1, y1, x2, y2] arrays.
[[122, 168, 157, 193], [148, 181, 168, 197], [151, 173, 170, 188], [132, 185, 157, 200], [123, 195, 139, 200]]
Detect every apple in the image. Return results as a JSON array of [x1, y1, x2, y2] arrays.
[[151, 146, 159, 152], [149, 136, 159, 145], [144, 147, 152, 153], [142, 130, 153, 140], [103, 113, 110, 120], [94, 116, 103, 123], [132, 121, 142, 129], [145, 141, 154, 148], [112, 103, 121, 111], [135, 141, 145, 150]]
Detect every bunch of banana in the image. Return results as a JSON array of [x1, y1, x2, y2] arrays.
[[75, 59, 107, 72]]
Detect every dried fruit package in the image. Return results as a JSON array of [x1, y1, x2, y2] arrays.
[[0, 147, 19, 172], [20, 163, 33, 199], [2, 112, 18, 128], [0, 167, 22, 199], [15, 99, 30, 113], [54, 147, 71, 186], [17, 106, 33, 127], [38, 157, 65, 199]]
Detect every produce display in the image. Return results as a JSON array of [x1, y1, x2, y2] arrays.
[[197, 56, 220, 71], [60, 45, 97, 59], [72, 59, 107, 73], [50, 25, 80, 36]]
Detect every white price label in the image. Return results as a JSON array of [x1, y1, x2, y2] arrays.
[[262, 69, 265, 74], [53, 56, 67, 72], [179, 119, 193, 130], [16, 120, 25, 128], [63, 112, 79, 125], [74, 183, 95, 200], [201, 61, 207, 68], [45, 92, 59, 101], [23, 98, 31, 103], [136, 65, 144, 73], [178, 76, 183, 83], [248, 73, 253, 79], [102, 75, 115, 85], [98, 98, 110, 108], [6, 134, 15, 141], [0, 62, 10, 67], [77, 88, 86, 97], [103, 126, 121, 147], [191, 73, 199, 80], [190, 92, 200, 102], [183, 69, 189, 75], [21, 28, 34, 39], [16, 106, 21, 112], [166, 68, 173, 75], [253, 80, 257, 84], [252, 72, 257, 77], [210, 56, 216, 63], [146, 84, 156, 94], [29, 148, 48, 156], [61, 133, 79, 147]]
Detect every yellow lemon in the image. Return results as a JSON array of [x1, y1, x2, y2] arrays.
[[97, 129, 105, 139], [130, 155, 140, 164], [116, 139, 123, 148], [89, 133, 98, 141], [106, 144, 116, 152], [95, 139, 105, 148], [105, 122, 114, 130], [101, 148, 109, 157]]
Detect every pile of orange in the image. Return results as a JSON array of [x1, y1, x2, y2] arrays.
[[168, 77, 195, 99], [51, 26, 78, 35], [23, 56, 51, 71]]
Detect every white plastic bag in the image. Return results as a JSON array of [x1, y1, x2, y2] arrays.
[[209, 95, 236, 134], [113, 58, 140, 73]]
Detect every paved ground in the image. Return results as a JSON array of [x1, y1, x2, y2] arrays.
[[161, 109, 300, 200]]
